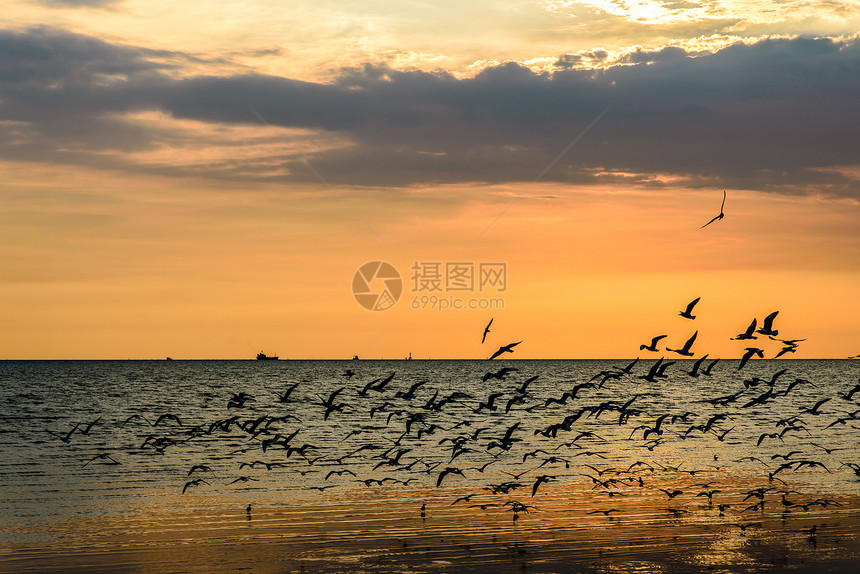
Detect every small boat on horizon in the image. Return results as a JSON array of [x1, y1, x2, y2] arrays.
[[257, 352, 279, 361]]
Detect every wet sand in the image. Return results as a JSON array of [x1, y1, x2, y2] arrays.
[[4, 482, 859, 573]]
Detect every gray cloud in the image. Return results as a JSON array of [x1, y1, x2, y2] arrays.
[[555, 50, 611, 70], [1, 26, 859, 195]]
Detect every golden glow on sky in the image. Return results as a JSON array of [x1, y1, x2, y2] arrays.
[[2, 157, 859, 358], [112, 111, 352, 175], [1, 1, 859, 358], [7, 1, 860, 79]]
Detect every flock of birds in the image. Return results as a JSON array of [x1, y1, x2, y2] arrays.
[[41, 300, 860, 538]]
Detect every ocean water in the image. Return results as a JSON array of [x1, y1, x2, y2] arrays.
[[1, 358, 859, 571]]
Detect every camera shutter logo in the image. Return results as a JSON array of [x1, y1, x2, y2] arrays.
[[352, 261, 402, 311]]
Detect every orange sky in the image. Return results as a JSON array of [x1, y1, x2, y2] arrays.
[[2, 158, 858, 359], [1, 1, 859, 358]]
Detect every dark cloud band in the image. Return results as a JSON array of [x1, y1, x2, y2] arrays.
[[1, 26, 859, 195]]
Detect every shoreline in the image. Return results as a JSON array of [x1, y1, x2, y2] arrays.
[[5, 486, 859, 573]]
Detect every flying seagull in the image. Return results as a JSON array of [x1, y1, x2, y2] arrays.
[[667, 331, 698, 357], [679, 297, 700, 320], [731, 319, 758, 340], [756, 311, 779, 337], [640, 335, 667, 352], [489, 341, 522, 360], [739, 347, 765, 370], [701, 190, 726, 228], [481, 318, 493, 344], [774, 346, 797, 359]]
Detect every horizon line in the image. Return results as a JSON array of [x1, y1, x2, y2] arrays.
[[2, 357, 857, 362]]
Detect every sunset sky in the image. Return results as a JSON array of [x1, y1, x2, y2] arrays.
[[2, 1, 860, 359]]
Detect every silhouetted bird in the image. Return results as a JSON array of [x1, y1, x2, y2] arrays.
[[120, 414, 152, 428], [395, 380, 428, 400], [228, 476, 260, 485], [702, 357, 720, 376], [687, 354, 708, 377], [756, 311, 779, 337], [46, 423, 80, 443], [437, 467, 464, 487], [801, 398, 830, 416], [667, 331, 698, 357], [273, 383, 300, 403], [154, 413, 182, 427], [774, 346, 797, 358], [839, 381, 860, 401], [514, 375, 539, 394], [757, 432, 781, 447], [483, 367, 518, 382], [182, 479, 209, 494], [729, 318, 758, 341], [82, 453, 120, 467], [187, 464, 214, 476], [640, 335, 667, 352], [587, 509, 619, 517], [738, 347, 764, 370], [531, 475, 553, 496], [701, 190, 726, 228], [78, 417, 102, 435], [614, 358, 639, 375], [481, 318, 493, 344], [770, 337, 805, 347], [679, 297, 700, 319], [639, 357, 672, 382], [732, 319, 758, 340], [489, 341, 521, 360]]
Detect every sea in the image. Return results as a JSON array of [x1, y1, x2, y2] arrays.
[[1, 359, 859, 572]]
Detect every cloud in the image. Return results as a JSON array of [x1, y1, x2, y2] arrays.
[[555, 50, 611, 70], [1, 26, 860, 196], [34, 0, 123, 8]]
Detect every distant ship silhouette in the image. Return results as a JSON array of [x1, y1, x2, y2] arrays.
[[256, 351, 279, 361]]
